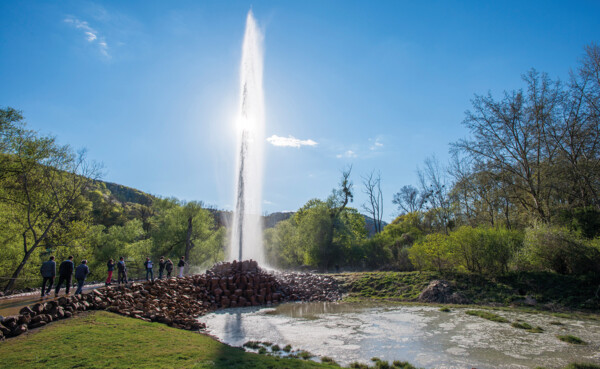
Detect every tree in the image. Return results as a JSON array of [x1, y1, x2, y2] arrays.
[[150, 198, 223, 271], [361, 170, 383, 233], [1, 108, 101, 292], [392, 185, 425, 215], [418, 156, 453, 234], [453, 70, 562, 222]]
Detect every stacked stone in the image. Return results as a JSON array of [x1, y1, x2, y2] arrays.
[[103, 278, 209, 331], [0, 293, 107, 339], [206, 260, 281, 308], [273, 272, 342, 302]]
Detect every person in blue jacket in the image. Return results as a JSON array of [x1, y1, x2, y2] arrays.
[[40, 256, 56, 297], [74, 260, 90, 295], [144, 257, 154, 282]]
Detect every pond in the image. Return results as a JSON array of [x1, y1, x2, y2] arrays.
[[198, 302, 600, 369]]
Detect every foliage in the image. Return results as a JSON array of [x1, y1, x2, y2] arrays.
[[0, 107, 101, 291], [518, 224, 600, 275]]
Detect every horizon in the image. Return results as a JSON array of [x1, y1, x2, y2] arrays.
[[1, 1, 599, 222]]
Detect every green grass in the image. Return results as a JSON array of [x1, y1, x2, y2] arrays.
[[512, 321, 533, 329], [511, 321, 544, 333], [321, 357, 339, 366], [465, 310, 509, 323], [340, 271, 600, 311], [0, 311, 341, 369], [439, 307, 451, 312], [557, 335, 587, 345]]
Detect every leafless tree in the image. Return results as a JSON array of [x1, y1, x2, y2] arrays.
[[361, 170, 383, 233], [392, 185, 425, 215]]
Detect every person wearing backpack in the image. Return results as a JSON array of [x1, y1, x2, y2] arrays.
[[144, 257, 154, 282], [74, 260, 90, 295], [165, 259, 174, 278]]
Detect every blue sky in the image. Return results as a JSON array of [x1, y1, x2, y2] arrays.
[[1, 1, 599, 222]]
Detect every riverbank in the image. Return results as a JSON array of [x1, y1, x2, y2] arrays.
[[338, 271, 600, 313]]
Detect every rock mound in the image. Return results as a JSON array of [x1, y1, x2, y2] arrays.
[[418, 280, 470, 304]]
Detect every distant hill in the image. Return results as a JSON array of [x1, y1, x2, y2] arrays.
[[99, 181, 155, 206], [92, 181, 385, 236]]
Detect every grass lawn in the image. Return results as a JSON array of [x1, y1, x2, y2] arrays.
[[0, 311, 340, 369]]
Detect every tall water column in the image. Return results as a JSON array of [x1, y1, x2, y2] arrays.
[[230, 11, 265, 263]]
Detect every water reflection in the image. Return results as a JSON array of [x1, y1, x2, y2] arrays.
[[199, 302, 600, 369]]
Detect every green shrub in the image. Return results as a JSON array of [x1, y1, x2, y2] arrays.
[[439, 307, 451, 312], [520, 224, 600, 275], [408, 233, 454, 272]]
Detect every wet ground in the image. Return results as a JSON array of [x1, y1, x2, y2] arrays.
[[198, 302, 600, 369]]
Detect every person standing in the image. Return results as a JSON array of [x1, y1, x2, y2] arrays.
[[106, 259, 115, 286], [178, 256, 186, 277], [117, 256, 128, 285], [158, 257, 165, 279], [144, 257, 154, 282], [165, 258, 173, 278], [74, 260, 89, 295], [55, 256, 74, 296], [40, 256, 56, 297]]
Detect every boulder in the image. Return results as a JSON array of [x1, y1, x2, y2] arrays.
[[19, 306, 35, 316], [29, 320, 47, 329], [11, 324, 27, 337], [0, 323, 11, 336], [418, 280, 470, 304]]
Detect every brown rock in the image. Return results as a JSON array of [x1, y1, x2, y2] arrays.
[[29, 321, 47, 329], [19, 306, 35, 316], [11, 324, 27, 337], [18, 314, 32, 325]]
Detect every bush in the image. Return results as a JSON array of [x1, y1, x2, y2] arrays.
[[519, 224, 600, 275], [449, 226, 523, 274], [408, 233, 454, 272]]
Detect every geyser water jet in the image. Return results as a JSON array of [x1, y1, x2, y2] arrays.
[[230, 11, 265, 263]]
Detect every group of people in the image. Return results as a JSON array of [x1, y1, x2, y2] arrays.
[[138, 256, 186, 283], [40, 256, 90, 297], [40, 255, 188, 297]]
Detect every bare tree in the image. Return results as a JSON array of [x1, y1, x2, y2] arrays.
[[392, 185, 425, 215], [418, 156, 453, 234], [361, 170, 383, 233], [453, 70, 562, 222]]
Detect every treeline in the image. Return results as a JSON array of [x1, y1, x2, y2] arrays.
[[0, 108, 224, 292], [264, 44, 600, 277]]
